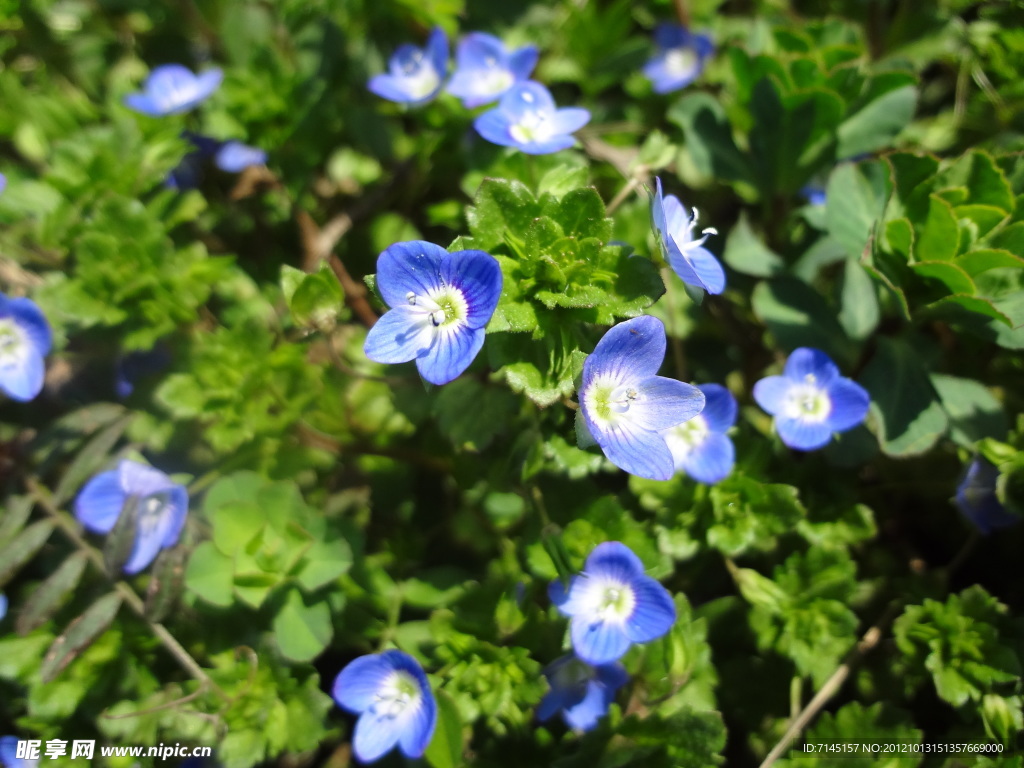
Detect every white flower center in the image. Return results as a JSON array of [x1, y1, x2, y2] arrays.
[[407, 285, 469, 329], [509, 110, 553, 144], [399, 53, 440, 99], [580, 576, 636, 626], [370, 670, 421, 719], [783, 377, 831, 422], [136, 494, 169, 537], [663, 47, 698, 79], [475, 67, 513, 98], [0, 321, 23, 363], [664, 414, 709, 458], [673, 205, 717, 252], [584, 374, 641, 430]]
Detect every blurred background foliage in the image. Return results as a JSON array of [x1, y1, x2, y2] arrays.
[[1, 0, 1024, 766]]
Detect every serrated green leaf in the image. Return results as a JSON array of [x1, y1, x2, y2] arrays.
[[914, 195, 961, 261], [552, 187, 611, 242]]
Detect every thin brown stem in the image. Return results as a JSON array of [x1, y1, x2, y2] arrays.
[[672, 0, 691, 28]]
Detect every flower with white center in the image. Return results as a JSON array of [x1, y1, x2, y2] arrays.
[[123, 64, 223, 116], [474, 81, 590, 155], [368, 28, 448, 105], [549, 541, 676, 665], [642, 24, 714, 94], [537, 654, 628, 732], [954, 457, 1021, 535], [215, 141, 267, 172], [576, 316, 705, 481], [0, 294, 51, 403], [753, 347, 870, 451], [333, 650, 437, 763], [0, 736, 40, 768], [650, 177, 725, 295], [664, 383, 737, 484], [74, 459, 188, 575], [363, 241, 501, 385], [446, 32, 538, 108]]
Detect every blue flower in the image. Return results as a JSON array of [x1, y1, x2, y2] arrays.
[[124, 64, 223, 116], [537, 654, 628, 732], [115, 344, 171, 398], [752, 347, 870, 451], [954, 457, 1020, 535], [0, 173, 6, 195], [664, 383, 736, 484], [447, 32, 538, 108], [800, 185, 827, 207], [368, 28, 448, 105], [474, 81, 590, 155], [642, 25, 714, 94], [0, 593, 6, 621], [650, 177, 725, 295], [0, 294, 51, 402], [74, 460, 188, 574], [0, 736, 37, 768], [549, 541, 676, 665], [215, 141, 267, 172], [363, 241, 501, 385], [576, 316, 705, 481], [332, 650, 437, 763]]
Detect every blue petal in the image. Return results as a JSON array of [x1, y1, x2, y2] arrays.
[[697, 383, 737, 432], [397, 688, 436, 758], [215, 141, 266, 172], [776, 416, 833, 451], [0, 593, 7, 621], [192, 69, 224, 103], [0, 173, 6, 195], [440, 250, 502, 329], [0, 344, 44, 402], [508, 45, 539, 81], [571, 618, 632, 665], [694, 33, 715, 57], [824, 378, 870, 432], [752, 375, 790, 416], [585, 541, 645, 581], [416, 325, 484, 385], [6, 297, 52, 357], [653, 23, 687, 49], [367, 73, 418, 103], [681, 432, 734, 484], [630, 376, 705, 432], [623, 576, 676, 643], [363, 306, 435, 365], [375, 241, 446, 308], [353, 713, 401, 763], [74, 469, 127, 534], [424, 27, 449, 81], [548, 576, 581, 614], [0, 736, 22, 768], [597, 418, 676, 481], [333, 654, 396, 713], [497, 81, 556, 122], [473, 109, 517, 147], [118, 460, 176, 498], [122, 503, 176, 575], [123, 92, 163, 116], [518, 135, 577, 155], [562, 678, 612, 731], [582, 316, 667, 386], [549, 108, 591, 136], [684, 246, 726, 294], [783, 347, 839, 387], [955, 459, 1020, 534], [660, 195, 691, 243], [665, 238, 706, 291], [593, 661, 630, 692], [160, 486, 188, 548], [455, 32, 507, 70], [537, 687, 574, 723]]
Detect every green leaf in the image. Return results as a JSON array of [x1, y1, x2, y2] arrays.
[[285, 264, 346, 329], [16, 552, 89, 635], [0, 520, 56, 589], [723, 212, 785, 277], [550, 187, 612, 242], [294, 538, 353, 592], [707, 477, 806, 557], [209, 500, 267, 556], [52, 413, 134, 505], [931, 374, 1007, 448], [40, 592, 122, 683], [860, 337, 948, 456], [913, 195, 961, 261], [751, 278, 852, 363], [466, 178, 539, 252], [837, 258, 880, 340], [537, 165, 589, 197], [273, 587, 332, 662], [184, 541, 235, 608], [425, 689, 464, 768], [826, 160, 890, 259], [667, 92, 751, 183], [837, 84, 917, 158], [433, 378, 518, 452]]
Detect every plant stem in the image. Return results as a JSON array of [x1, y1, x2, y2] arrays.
[[672, 0, 691, 28]]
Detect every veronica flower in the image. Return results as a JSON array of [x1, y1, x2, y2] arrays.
[[363, 241, 501, 385], [474, 81, 590, 155], [650, 177, 724, 295], [447, 33, 538, 108], [332, 650, 437, 763], [752, 347, 870, 451], [642, 25, 714, 94], [215, 141, 267, 172], [369, 28, 448, 105], [74, 460, 188, 575], [0, 736, 38, 768], [800, 185, 826, 207], [124, 64, 223, 116], [0, 294, 51, 402], [664, 383, 736, 484], [537, 654, 628, 732], [0, 593, 6, 621], [549, 541, 676, 664], [954, 457, 1020, 535], [577, 316, 704, 481]]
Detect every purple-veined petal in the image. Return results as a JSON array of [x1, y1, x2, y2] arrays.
[[661, 195, 691, 243], [473, 109, 517, 147], [118, 460, 176, 498], [397, 687, 436, 758], [333, 654, 395, 713], [776, 416, 833, 451], [752, 375, 791, 416], [363, 306, 435, 365], [685, 246, 726, 294], [596, 417, 676, 481], [416, 324, 484, 385], [571, 617, 632, 665], [783, 347, 839, 387], [665, 236, 705, 290], [584, 541, 645, 581], [824, 378, 870, 432], [353, 714, 402, 763], [582, 316, 667, 386], [697, 384, 737, 432], [5, 298, 52, 357], [507, 45, 539, 81], [215, 141, 266, 172], [681, 432, 734, 484], [629, 376, 705, 432], [624, 577, 676, 643], [549, 107, 591, 136], [0, 345, 44, 402], [594, 661, 629, 691], [548, 576, 582, 615], [74, 469, 127, 534], [440, 250, 502, 329], [376, 241, 446, 308]]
